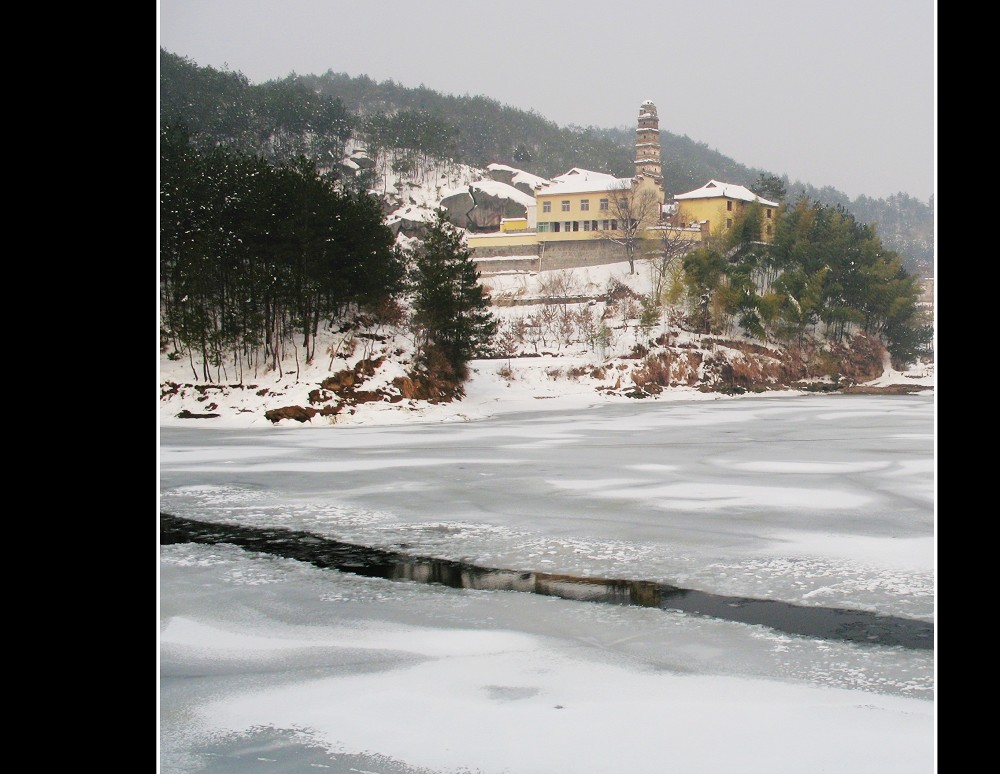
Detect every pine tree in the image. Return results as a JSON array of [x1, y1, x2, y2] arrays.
[[409, 210, 498, 386]]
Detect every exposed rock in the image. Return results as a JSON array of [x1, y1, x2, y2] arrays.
[[322, 370, 357, 391], [440, 185, 530, 231], [487, 167, 515, 186], [485, 164, 548, 197], [840, 383, 934, 395], [439, 190, 476, 228], [392, 375, 418, 400], [465, 189, 528, 230], [176, 409, 220, 419], [387, 215, 431, 239], [264, 406, 317, 424], [351, 390, 385, 404], [308, 388, 334, 405], [391, 373, 462, 403], [512, 181, 537, 198]]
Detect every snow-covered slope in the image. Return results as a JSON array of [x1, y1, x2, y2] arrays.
[[159, 158, 935, 429]]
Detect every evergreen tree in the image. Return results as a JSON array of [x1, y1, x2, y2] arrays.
[[409, 210, 497, 386], [751, 173, 787, 203], [681, 246, 727, 334], [160, 128, 404, 378]]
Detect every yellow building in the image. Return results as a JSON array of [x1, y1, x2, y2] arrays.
[[499, 217, 530, 232], [673, 180, 779, 242], [532, 169, 663, 241], [466, 101, 767, 262]]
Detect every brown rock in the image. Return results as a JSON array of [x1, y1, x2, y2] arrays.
[[264, 406, 318, 424]]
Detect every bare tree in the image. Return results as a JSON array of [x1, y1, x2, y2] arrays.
[[594, 178, 663, 275], [537, 269, 578, 301], [649, 223, 698, 302], [493, 318, 520, 369]]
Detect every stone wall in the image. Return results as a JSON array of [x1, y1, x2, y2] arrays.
[[536, 240, 632, 271], [470, 244, 540, 258], [474, 256, 541, 275], [472, 239, 650, 273], [471, 238, 700, 274]]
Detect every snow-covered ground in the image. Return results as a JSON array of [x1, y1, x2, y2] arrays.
[[159, 258, 934, 430]]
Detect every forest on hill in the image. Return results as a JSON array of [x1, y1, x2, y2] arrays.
[[159, 50, 933, 277]]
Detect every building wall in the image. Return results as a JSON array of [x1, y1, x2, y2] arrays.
[[474, 255, 541, 275], [537, 239, 634, 270], [535, 177, 664, 241], [535, 190, 616, 238], [466, 232, 540, 251], [468, 240, 622, 272], [471, 229, 701, 273], [675, 198, 777, 242], [469, 225, 701, 258], [500, 218, 530, 232]]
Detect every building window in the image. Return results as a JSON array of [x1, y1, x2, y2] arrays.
[[727, 218, 733, 229], [600, 198, 609, 210], [537, 222, 549, 232], [583, 221, 591, 231], [592, 220, 598, 231], [565, 222, 572, 232], [601, 220, 609, 230], [572, 221, 579, 232], [561, 200, 570, 212], [553, 222, 560, 232], [581, 199, 590, 211], [542, 201, 551, 213], [619, 199, 627, 209], [766, 208, 772, 219], [611, 219, 618, 230], [766, 224, 772, 235], [727, 200, 733, 211]]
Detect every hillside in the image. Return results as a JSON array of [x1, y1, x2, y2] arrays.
[[159, 51, 934, 276], [160, 242, 934, 429], [296, 71, 934, 276], [159, 54, 935, 428]]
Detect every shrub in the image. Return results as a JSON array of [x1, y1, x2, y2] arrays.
[[631, 352, 672, 390]]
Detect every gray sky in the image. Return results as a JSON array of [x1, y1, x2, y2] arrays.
[[158, 0, 935, 202]]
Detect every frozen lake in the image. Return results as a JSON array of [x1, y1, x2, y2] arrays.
[[159, 392, 935, 773]]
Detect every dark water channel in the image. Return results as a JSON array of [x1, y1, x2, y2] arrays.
[[160, 513, 933, 651]]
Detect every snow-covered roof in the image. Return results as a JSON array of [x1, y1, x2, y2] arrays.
[[536, 168, 632, 196], [673, 180, 779, 207]]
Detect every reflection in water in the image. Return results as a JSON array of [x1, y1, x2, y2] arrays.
[[160, 513, 932, 651]]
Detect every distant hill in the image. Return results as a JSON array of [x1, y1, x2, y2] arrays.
[[159, 51, 933, 276]]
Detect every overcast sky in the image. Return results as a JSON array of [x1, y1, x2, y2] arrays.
[[158, 0, 936, 203]]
